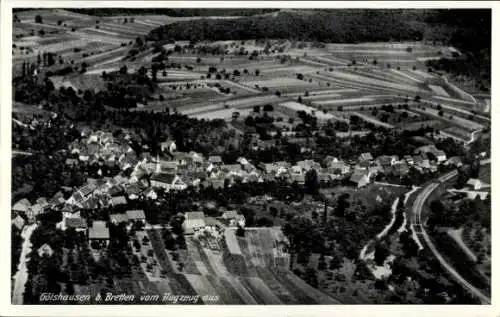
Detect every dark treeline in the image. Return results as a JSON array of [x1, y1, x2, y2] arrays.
[[64, 8, 279, 17], [147, 10, 425, 43]]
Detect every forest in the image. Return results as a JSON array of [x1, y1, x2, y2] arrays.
[[147, 10, 425, 43]]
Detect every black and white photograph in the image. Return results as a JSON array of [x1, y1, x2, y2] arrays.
[[1, 1, 496, 315]]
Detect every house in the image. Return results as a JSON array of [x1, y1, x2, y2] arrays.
[[37, 243, 54, 258], [368, 165, 384, 176], [119, 154, 138, 171], [376, 155, 398, 167], [27, 204, 44, 221], [204, 178, 226, 189], [414, 145, 446, 162], [221, 210, 239, 220], [126, 209, 146, 223], [466, 179, 487, 191], [81, 197, 99, 210], [328, 161, 351, 175], [151, 173, 187, 191], [65, 158, 78, 166], [208, 155, 223, 166], [64, 217, 87, 232], [111, 196, 127, 207], [236, 157, 249, 166], [349, 170, 371, 188], [160, 140, 177, 153], [290, 173, 305, 184], [183, 212, 206, 235], [404, 155, 414, 165], [220, 210, 245, 227], [189, 151, 205, 165], [323, 156, 339, 166], [143, 188, 158, 200], [392, 162, 410, 177], [445, 156, 463, 167], [125, 182, 143, 200], [172, 152, 192, 166], [88, 221, 110, 247], [109, 213, 129, 224], [12, 198, 31, 213], [49, 191, 66, 206], [259, 162, 290, 175], [108, 185, 124, 197], [358, 152, 373, 163], [79, 185, 94, 197], [221, 164, 243, 176], [429, 161, 438, 173], [12, 214, 25, 231], [61, 204, 79, 218], [296, 160, 321, 172]]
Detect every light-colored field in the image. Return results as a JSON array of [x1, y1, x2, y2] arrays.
[[312, 97, 375, 106], [428, 84, 450, 97], [278, 101, 346, 121], [244, 77, 309, 88], [351, 112, 395, 128], [413, 107, 483, 131]]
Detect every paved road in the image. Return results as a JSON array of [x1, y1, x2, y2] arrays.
[[411, 175, 491, 304], [12, 223, 37, 305]]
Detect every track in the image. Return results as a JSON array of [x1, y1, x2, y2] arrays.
[[410, 170, 491, 304]]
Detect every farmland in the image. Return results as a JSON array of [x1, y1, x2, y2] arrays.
[[134, 227, 339, 304], [13, 8, 490, 146]]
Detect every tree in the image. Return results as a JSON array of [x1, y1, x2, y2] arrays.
[[374, 241, 390, 266], [135, 36, 144, 47], [236, 225, 245, 237], [270, 206, 278, 218], [305, 169, 319, 195], [329, 256, 342, 270], [253, 105, 260, 113], [263, 104, 274, 112], [297, 73, 304, 80], [233, 69, 240, 77], [35, 15, 43, 24], [119, 65, 128, 75], [255, 69, 260, 76]]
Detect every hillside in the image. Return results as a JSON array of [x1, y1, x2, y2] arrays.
[[147, 10, 425, 43]]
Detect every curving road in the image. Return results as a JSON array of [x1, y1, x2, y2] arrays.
[[411, 171, 491, 304]]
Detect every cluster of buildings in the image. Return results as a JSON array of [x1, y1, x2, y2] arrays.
[[11, 126, 465, 250]]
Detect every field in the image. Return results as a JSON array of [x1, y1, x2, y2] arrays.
[[127, 227, 340, 304], [14, 9, 486, 141]]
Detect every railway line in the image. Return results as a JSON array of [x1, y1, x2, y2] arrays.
[[410, 170, 490, 304]]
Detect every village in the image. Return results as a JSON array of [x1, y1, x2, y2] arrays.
[[11, 120, 486, 253], [8, 8, 492, 307]]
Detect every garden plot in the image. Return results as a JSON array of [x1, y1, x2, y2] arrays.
[[311, 97, 375, 107], [322, 70, 421, 94], [428, 84, 450, 97], [413, 107, 483, 131], [244, 77, 308, 89], [442, 126, 473, 141], [79, 46, 128, 64], [402, 119, 444, 131], [351, 112, 395, 129], [278, 101, 347, 121], [192, 108, 252, 121], [313, 55, 350, 65], [389, 69, 424, 83]]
